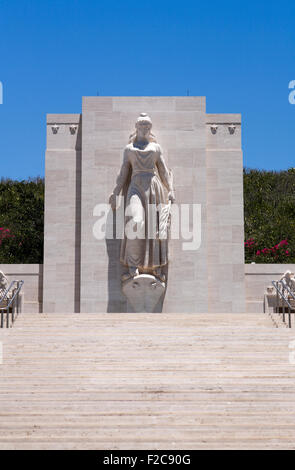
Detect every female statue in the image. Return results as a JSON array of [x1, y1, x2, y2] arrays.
[[109, 113, 175, 282]]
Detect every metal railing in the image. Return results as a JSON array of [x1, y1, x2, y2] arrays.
[[272, 280, 295, 328], [0, 280, 24, 328]]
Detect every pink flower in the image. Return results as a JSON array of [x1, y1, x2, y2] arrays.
[[0, 227, 12, 241], [280, 240, 288, 246], [256, 250, 261, 255]]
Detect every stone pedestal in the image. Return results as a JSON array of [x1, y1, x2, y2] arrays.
[[122, 274, 165, 313]]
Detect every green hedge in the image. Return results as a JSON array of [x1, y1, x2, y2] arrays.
[[244, 168, 295, 263], [0, 178, 44, 263], [0, 170, 294, 264]]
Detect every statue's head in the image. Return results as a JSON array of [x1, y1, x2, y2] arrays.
[[129, 113, 157, 143]]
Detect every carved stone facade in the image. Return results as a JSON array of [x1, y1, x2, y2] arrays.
[[43, 97, 245, 313]]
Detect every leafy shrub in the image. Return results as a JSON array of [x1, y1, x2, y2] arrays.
[[244, 168, 295, 263], [0, 178, 44, 263]]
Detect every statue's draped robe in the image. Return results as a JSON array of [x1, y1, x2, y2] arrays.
[[116, 142, 171, 270]]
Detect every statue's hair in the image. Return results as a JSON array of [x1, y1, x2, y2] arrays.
[[128, 112, 157, 143]]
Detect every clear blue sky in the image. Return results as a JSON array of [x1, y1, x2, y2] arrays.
[[0, 0, 294, 179]]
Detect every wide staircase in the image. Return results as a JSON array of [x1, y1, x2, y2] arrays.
[[0, 313, 295, 450]]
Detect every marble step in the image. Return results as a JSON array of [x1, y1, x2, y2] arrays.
[[1, 313, 295, 450]]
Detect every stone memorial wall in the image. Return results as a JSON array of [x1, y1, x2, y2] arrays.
[[42, 97, 245, 313]]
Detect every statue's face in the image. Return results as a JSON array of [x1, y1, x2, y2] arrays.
[[136, 121, 152, 140]]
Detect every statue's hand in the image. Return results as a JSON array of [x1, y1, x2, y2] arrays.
[[168, 191, 175, 204], [109, 193, 117, 211]]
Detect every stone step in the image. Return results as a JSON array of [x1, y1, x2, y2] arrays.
[[0, 441, 292, 450], [0, 370, 294, 377], [0, 427, 295, 442], [3, 330, 293, 336], [1, 313, 295, 449], [0, 380, 294, 389], [1, 441, 294, 451], [1, 389, 295, 400], [1, 401, 295, 412], [1, 413, 295, 424], [13, 313, 280, 326]]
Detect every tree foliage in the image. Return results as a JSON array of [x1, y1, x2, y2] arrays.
[[244, 168, 295, 263], [0, 178, 44, 263]]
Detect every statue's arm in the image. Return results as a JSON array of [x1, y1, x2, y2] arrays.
[[157, 146, 175, 202], [114, 149, 131, 195], [109, 149, 130, 210]]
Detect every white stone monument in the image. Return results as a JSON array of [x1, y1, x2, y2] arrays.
[[43, 97, 245, 313]]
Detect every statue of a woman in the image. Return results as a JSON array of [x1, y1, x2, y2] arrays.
[[109, 113, 175, 282]]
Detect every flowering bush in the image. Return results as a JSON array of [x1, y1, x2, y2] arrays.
[[245, 238, 291, 263], [0, 228, 13, 245], [0, 178, 44, 263], [244, 168, 295, 264]]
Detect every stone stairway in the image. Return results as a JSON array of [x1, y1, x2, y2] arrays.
[[0, 313, 295, 450]]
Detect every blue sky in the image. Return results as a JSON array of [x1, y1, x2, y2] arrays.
[[0, 0, 294, 179]]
